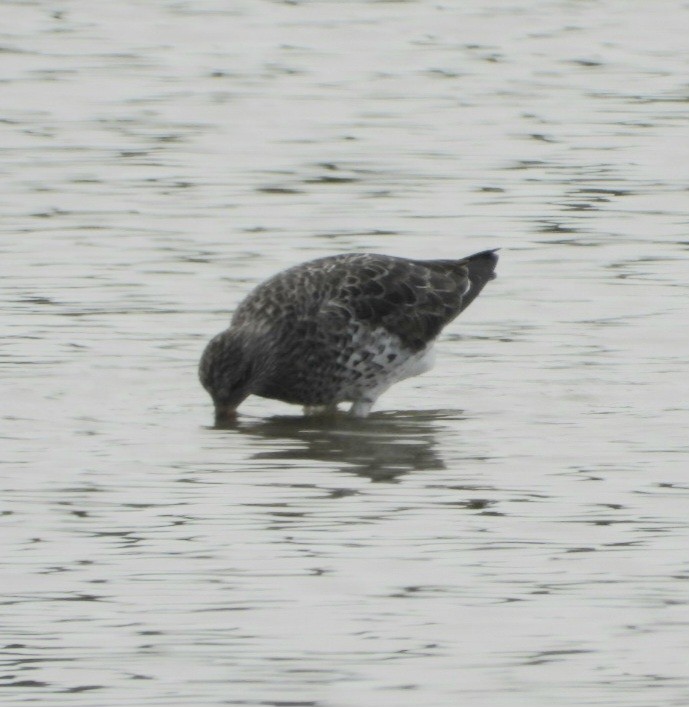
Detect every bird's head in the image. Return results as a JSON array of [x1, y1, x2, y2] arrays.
[[199, 328, 257, 425]]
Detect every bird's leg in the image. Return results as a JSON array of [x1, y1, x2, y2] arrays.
[[349, 398, 376, 418]]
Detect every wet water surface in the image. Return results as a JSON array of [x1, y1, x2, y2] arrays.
[[2, 1, 689, 705]]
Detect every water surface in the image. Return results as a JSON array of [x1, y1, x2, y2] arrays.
[[2, 1, 689, 705]]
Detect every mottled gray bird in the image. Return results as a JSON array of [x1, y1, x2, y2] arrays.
[[200, 249, 498, 422]]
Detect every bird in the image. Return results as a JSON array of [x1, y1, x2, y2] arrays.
[[199, 249, 498, 423]]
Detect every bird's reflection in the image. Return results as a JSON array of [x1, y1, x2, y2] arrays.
[[220, 410, 459, 482]]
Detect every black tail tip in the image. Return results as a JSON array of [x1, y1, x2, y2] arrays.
[[467, 248, 499, 281], [469, 248, 500, 263]]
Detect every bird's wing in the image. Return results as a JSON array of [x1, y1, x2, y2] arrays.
[[232, 250, 497, 352], [321, 250, 497, 351]]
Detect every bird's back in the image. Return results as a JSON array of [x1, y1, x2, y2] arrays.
[[229, 251, 498, 406], [233, 250, 497, 350]]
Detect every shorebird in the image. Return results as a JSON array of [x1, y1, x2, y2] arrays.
[[200, 249, 498, 422]]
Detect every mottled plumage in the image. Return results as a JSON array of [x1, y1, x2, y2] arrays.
[[200, 249, 498, 421]]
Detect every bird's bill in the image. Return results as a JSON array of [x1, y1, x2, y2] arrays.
[[214, 405, 239, 426]]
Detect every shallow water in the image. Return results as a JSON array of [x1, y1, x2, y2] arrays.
[[2, 1, 689, 705]]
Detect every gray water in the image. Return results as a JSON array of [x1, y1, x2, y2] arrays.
[[2, 1, 689, 705]]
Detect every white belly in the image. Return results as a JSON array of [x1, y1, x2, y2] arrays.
[[337, 328, 436, 403]]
